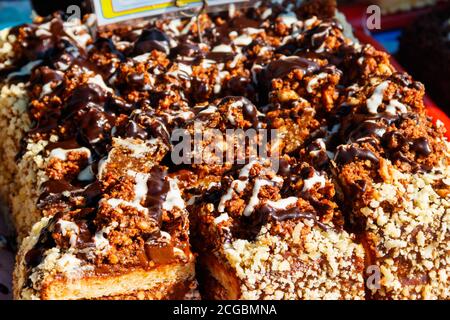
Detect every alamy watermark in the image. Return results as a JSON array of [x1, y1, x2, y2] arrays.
[[366, 5, 382, 31], [170, 124, 281, 172], [66, 5, 82, 22], [366, 265, 381, 291]]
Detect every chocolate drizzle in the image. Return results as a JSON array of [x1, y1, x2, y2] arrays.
[[334, 145, 379, 166], [24, 216, 58, 269], [171, 40, 202, 58], [263, 56, 320, 83], [235, 195, 332, 240], [1, 15, 90, 83], [333, 112, 433, 170], [133, 28, 171, 56], [410, 137, 432, 156], [144, 166, 170, 223], [38, 178, 102, 207]]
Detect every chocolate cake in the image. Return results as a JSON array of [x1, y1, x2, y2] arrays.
[[0, 0, 448, 300]]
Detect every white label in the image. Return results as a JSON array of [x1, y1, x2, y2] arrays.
[[91, 0, 248, 26]]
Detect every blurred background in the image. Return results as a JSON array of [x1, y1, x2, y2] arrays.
[[0, 0, 31, 29]]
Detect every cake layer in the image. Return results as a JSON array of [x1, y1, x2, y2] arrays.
[[190, 159, 366, 299]]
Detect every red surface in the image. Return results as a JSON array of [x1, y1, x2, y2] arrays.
[[340, 6, 450, 139], [340, 2, 450, 31]]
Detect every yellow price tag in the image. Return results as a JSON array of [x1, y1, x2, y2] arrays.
[[91, 0, 247, 26]]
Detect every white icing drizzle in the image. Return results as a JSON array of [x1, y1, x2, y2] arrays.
[[97, 156, 109, 180], [39, 71, 64, 98], [367, 81, 389, 114], [244, 27, 264, 35], [186, 195, 200, 206], [201, 59, 216, 68], [132, 53, 152, 63], [227, 100, 244, 124], [385, 99, 407, 115], [54, 253, 84, 275], [239, 160, 258, 178], [218, 180, 244, 212], [162, 178, 185, 211], [181, 17, 196, 35], [266, 197, 298, 210], [49, 147, 91, 161], [163, 109, 194, 123], [233, 34, 253, 46], [106, 198, 148, 213], [212, 44, 233, 53], [251, 64, 263, 84], [168, 63, 192, 80], [218, 160, 258, 212], [309, 138, 327, 158], [261, 8, 272, 20], [104, 170, 151, 213], [198, 105, 218, 116], [87, 74, 113, 93], [57, 220, 80, 248], [229, 53, 243, 69], [166, 19, 182, 35], [229, 3, 237, 18], [302, 171, 326, 191], [40, 82, 55, 98], [128, 170, 150, 205], [214, 213, 230, 225], [7, 60, 42, 80], [36, 28, 52, 37], [159, 231, 172, 241], [229, 31, 238, 38], [65, 27, 91, 49], [306, 72, 328, 93], [94, 224, 116, 253], [304, 16, 318, 28], [214, 70, 230, 94]]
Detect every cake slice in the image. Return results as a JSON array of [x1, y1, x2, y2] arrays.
[[190, 158, 365, 299], [328, 72, 450, 299], [13, 136, 195, 299], [2, 14, 196, 298]]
